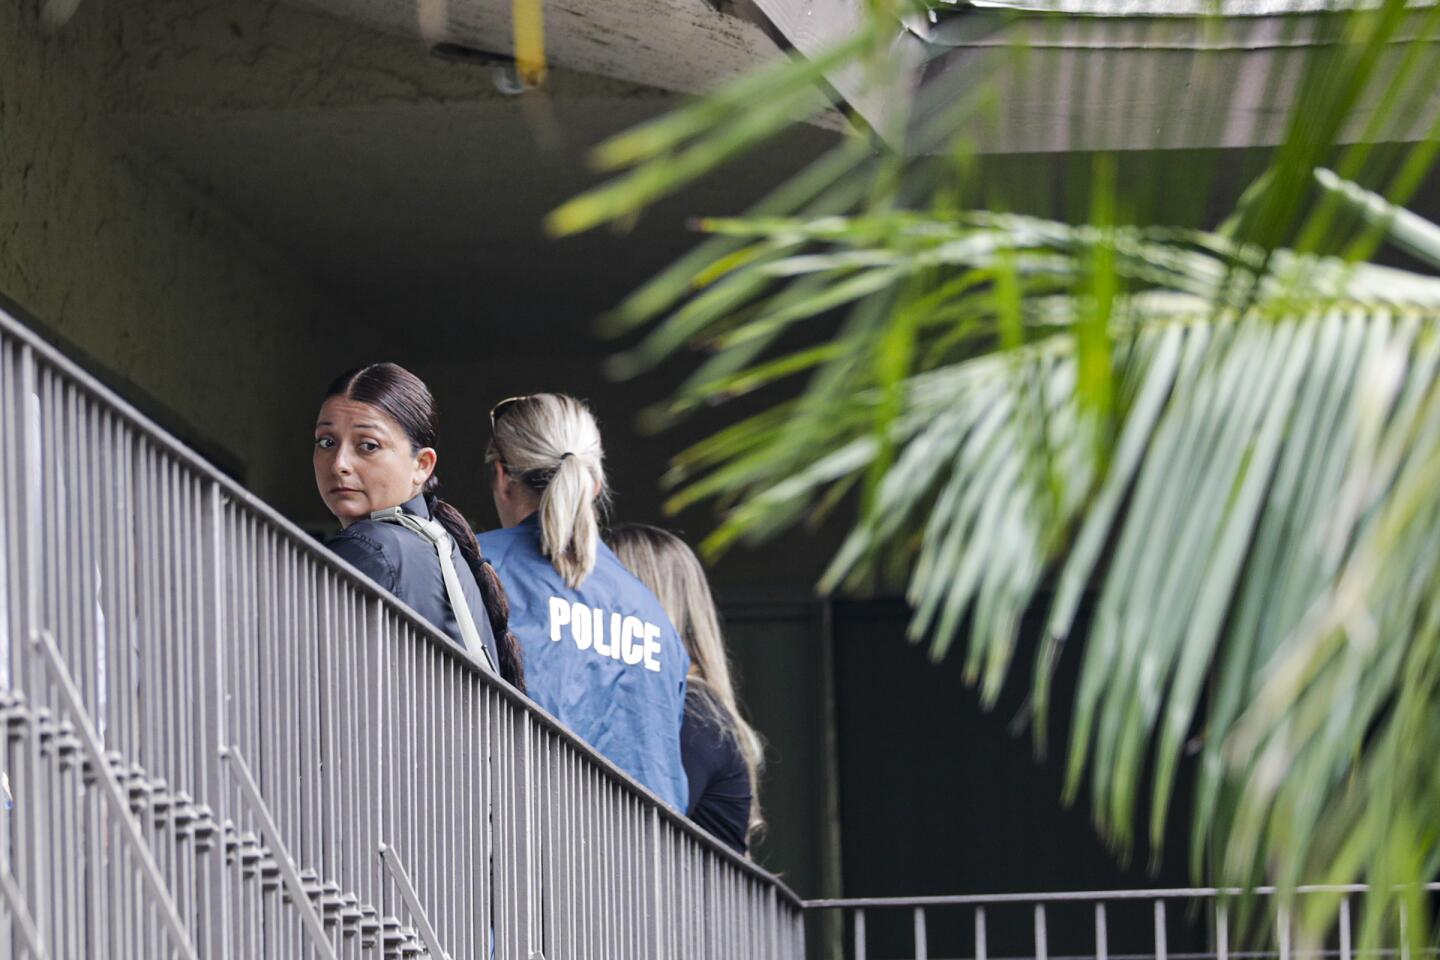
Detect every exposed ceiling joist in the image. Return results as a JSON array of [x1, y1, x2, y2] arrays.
[[744, 0, 1440, 152], [967, 0, 1438, 14], [282, 0, 789, 96]]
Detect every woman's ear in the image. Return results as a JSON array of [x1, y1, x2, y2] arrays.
[[414, 447, 437, 487]]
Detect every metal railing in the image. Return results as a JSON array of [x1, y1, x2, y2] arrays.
[[0, 301, 806, 959], [804, 885, 1440, 960]]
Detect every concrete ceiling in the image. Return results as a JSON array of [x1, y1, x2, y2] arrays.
[[123, 99, 836, 352], [743, 0, 1440, 150], [95, 0, 1440, 431], [91, 0, 844, 594], [81, 0, 1440, 599], [284, 0, 786, 95], [107, 0, 840, 355], [107, 0, 1440, 360]]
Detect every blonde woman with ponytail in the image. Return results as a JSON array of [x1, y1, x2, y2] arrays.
[[608, 525, 764, 854], [478, 395, 691, 812]]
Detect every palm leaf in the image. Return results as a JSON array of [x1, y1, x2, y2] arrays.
[[548, 0, 1440, 949], [650, 208, 1440, 948]]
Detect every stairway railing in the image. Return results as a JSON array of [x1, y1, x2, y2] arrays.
[[0, 300, 805, 959], [804, 884, 1440, 960]]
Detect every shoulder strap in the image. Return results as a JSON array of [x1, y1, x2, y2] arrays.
[[369, 507, 498, 674]]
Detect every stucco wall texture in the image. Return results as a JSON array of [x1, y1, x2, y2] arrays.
[[0, 2, 348, 517]]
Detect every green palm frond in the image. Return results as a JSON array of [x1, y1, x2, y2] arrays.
[[549, 0, 1440, 950], [646, 202, 1440, 949]]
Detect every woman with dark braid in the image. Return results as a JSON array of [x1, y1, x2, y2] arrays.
[[313, 363, 525, 689]]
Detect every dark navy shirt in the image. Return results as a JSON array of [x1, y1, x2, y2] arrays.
[[325, 494, 500, 668], [479, 515, 689, 811], [681, 689, 752, 854]]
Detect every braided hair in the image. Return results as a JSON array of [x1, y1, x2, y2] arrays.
[[325, 363, 526, 690]]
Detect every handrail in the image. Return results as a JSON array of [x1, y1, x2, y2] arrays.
[[221, 746, 340, 960], [804, 882, 1440, 909], [31, 628, 199, 960], [0, 295, 804, 960], [0, 294, 800, 903], [810, 884, 1437, 960], [8, 293, 1431, 960], [379, 843, 454, 960]]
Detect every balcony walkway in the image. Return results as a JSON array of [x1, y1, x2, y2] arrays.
[[0, 300, 803, 959], [0, 300, 1423, 959]]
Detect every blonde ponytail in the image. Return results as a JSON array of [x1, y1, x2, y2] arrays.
[[487, 394, 607, 588], [540, 453, 600, 587]]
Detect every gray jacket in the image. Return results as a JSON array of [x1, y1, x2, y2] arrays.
[[325, 494, 500, 667]]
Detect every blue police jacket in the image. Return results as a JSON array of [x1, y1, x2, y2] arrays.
[[479, 515, 689, 811], [326, 494, 501, 669]]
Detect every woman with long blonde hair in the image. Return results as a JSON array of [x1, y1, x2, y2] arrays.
[[478, 395, 690, 812], [607, 524, 763, 853]]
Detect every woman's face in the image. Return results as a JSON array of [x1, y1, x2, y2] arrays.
[[314, 396, 436, 527]]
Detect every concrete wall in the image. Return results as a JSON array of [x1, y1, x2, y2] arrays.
[[0, 1, 358, 518], [0, 0, 845, 896]]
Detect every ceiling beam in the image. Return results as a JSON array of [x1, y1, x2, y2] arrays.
[[282, 0, 790, 96], [104, 0, 665, 120], [745, 0, 1440, 152]]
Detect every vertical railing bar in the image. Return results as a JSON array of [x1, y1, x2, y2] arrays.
[[469, 655, 482, 960], [648, 806, 662, 960], [378, 844, 452, 960], [441, 643, 452, 954], [141, 443, 162, 960], [337, 586, 358, 938], [1217, 902, 1229, 960], [296, 546, 312, 954], [1096, 902, 1109, 960], [81, 402, 105, 960], [29, 628, 198, 960], [1155, 899, 1168, 960], [256, 526, 279, 955], [1338, 898, 1351, 960], [61, 379, 84, 960], [161, 457, 184, 948], [219, 746, 337, 960], [415, 633, 430, 953], [318, 569, 340, 928], [244, 515, 262, 958], [1399, 900, 1410, 960], [976, 905, 988, 960], [1036, 904, 1049, 960], [173, 469, 191, 954], [1, 311, 839, 960], [174, 471, 196, 955], [443, 642, 456, 954], [915, 906, 929, 960], [300, 564, 321, 944], [116, 414, 135, 960], [19, 346, 51, 960], [1278, 904, 1290, 960], [562, 746, 574, 960]]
